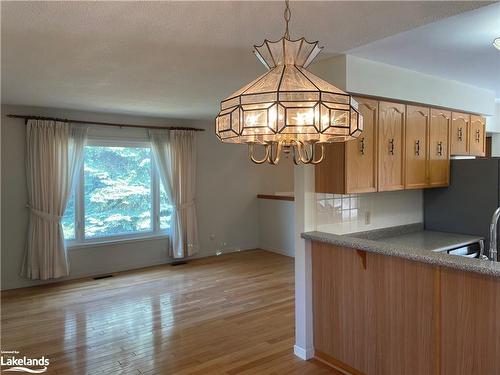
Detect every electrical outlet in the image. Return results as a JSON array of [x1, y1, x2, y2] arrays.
[[209, 234, 216, 240], [365, 211, 371, 225]]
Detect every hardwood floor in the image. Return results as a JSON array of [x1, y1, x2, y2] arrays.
[[1, 250, 339, 375]]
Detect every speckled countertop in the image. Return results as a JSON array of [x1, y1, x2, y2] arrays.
[[302, 224, 500, 277]]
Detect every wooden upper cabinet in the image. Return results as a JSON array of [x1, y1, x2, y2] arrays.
[[315, 96, 475, 193], [345, 97, 378, 193], [469, 115, 486, 157], [405, 105, 429, 189], [450, 112, 470, 155], [378, 101, 405, 191], [429, 109, 451, 187], [315, 142, 346, 194], [315, 97, 378, 194]]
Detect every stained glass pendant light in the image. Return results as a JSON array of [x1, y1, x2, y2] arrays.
[[215, 0, 363, 164]]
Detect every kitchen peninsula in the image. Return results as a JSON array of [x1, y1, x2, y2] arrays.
[[302, 225, 500, 375]]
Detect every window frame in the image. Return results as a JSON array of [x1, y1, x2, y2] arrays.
[[65, 138, 168, 248]]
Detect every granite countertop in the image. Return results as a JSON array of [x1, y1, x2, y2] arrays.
[[302, 224, 500, 277]]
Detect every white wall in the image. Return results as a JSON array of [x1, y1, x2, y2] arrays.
[[310, 55, 347, 91], [487, 101, 500, 155], [258, 199, 295, 257], [313, 55, 496, 116], [486, 101, 500, 134], [0, 104, 279, 290], [492, 133, 500, 157], [259, 161, 294, 195]]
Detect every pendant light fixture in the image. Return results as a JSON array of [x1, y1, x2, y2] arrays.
[[215, 0, 363, 164], [494, 37, 500, 50]]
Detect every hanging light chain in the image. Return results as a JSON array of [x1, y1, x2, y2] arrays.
[[284, 0, 291, 39]]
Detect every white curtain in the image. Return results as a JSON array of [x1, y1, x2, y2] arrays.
[[149, 129, 199, 258], [22, 120, 87, 280]]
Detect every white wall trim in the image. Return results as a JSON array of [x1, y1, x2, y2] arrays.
[[293, 345, 314, 360]]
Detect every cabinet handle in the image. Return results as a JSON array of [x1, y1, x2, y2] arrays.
[[415, 140, 420, 156], [388, 138, 395, 155], [475, 129, 480, 142], [458, 127, 463, 141], [437, 141, 443, 156], [359, 137, 365, 155]]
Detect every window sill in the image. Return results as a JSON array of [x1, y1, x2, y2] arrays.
[[67, 233, 169, 250]]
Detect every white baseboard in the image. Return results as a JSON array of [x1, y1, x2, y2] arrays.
[[294, 345, 314, 360]]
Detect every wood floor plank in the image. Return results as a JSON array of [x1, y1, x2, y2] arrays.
[[1, 250, 340, 375]]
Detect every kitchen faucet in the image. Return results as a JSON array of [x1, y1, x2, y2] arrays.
[[489, 207, 500, 261]]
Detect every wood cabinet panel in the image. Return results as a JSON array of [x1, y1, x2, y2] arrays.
[[312, 242, 438, 375], [429, 109, 451, 187], [469, 115, 486, 157], [367, 252, 438, 375], [314, 97, 482, 193], [405, 105, 429, 189], [312, 242, 500, 375], [450, 112, 470, 155], [378, 101, 405, 191], [440, 268, 500, 375], [315, 142, 345, 194], [345, 97, 378, 193], [312, 243, 370, 373], [315, 98, 378, 194]]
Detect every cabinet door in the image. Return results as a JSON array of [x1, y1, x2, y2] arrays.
[[450, 112, 469, 155], [312, 243, 438, 375], [312, 243, 370, 373], [469, 115, 486, 157], [367, 252, 438, 375], [378, 101, 405, 191], [345, 97, 378, 193], [441, 268, 500, 375], [429, 109, 451, 187], [405, 105, 429, 189], [315, 143, 346, 194]]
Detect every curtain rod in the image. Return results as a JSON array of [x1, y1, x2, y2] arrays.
[[6, 114, 206, 132]]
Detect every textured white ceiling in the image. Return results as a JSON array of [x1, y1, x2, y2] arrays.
[[1, 1, 490, 119], [348, 2, 500, 99]]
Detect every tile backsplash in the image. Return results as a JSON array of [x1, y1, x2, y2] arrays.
[[316, 190, 423, 235], [317, 194, 361, 223]]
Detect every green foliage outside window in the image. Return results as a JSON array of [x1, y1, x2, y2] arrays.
[[62, 145, 172, 241]]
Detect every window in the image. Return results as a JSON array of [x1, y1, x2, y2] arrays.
[[62, 140, 172, 245], [62, 190, 76, 240]]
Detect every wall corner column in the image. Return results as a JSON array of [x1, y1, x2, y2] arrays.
[[293, 164, 316, 360]]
